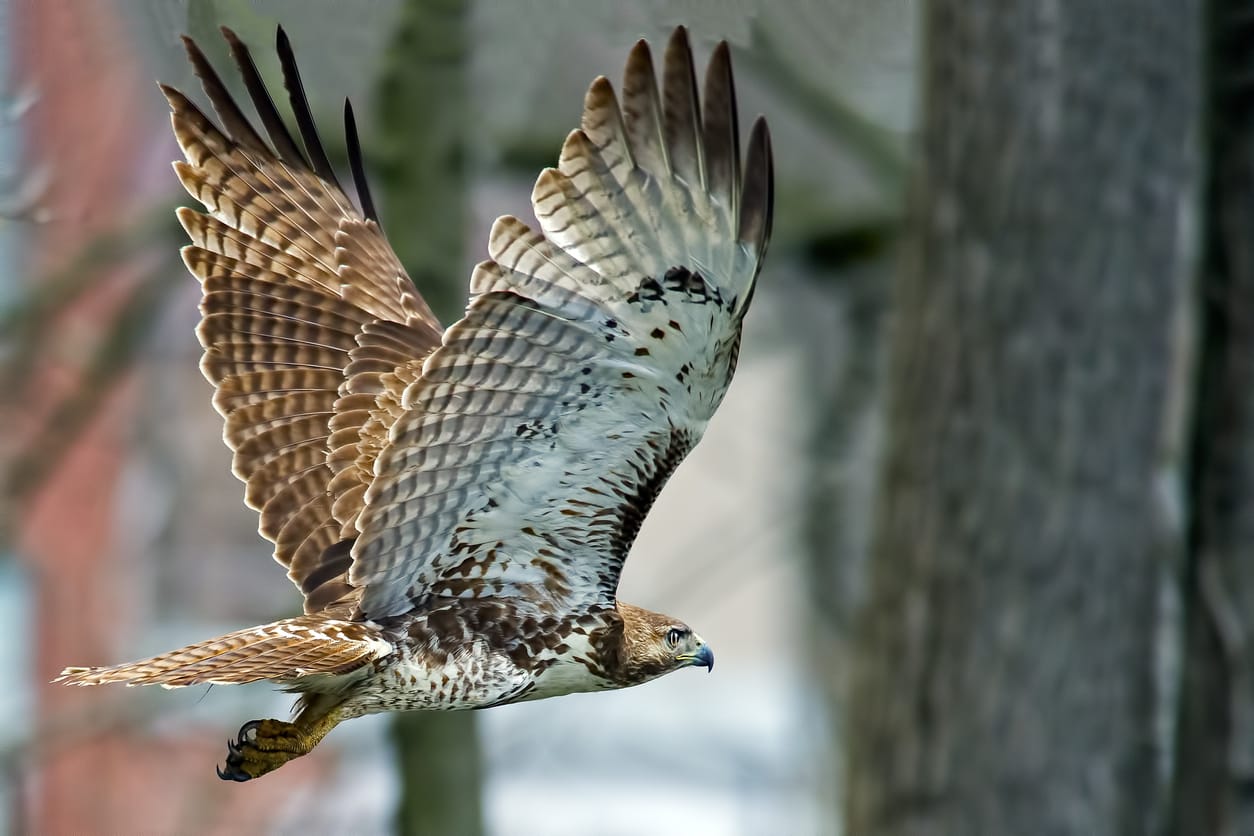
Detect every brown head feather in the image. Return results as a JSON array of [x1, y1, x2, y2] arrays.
[[609, 602, 709, 685]]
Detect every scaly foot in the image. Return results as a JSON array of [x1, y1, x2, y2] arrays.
[[217, 695, 346, 781], [218, 718, 312, 781]]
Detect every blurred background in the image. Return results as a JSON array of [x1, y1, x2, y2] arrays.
[[1, 0, 1240, 835], [2, 0, 909, 832]]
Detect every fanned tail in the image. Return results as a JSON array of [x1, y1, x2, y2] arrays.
[[57, 615, 390, 688]]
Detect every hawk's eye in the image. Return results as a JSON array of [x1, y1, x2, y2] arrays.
[[666, 628, 684, 648]]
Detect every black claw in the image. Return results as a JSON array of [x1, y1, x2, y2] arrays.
[[237, 718, 262, 745], [219, 719, 265, 782], [218, 746, 248, 781], [217, 761, 251, 782]]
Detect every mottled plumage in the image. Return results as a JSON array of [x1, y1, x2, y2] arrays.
[[59, 24, 772, 781]]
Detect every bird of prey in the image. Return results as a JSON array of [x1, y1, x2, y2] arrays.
[[59, 24, 773, 781]]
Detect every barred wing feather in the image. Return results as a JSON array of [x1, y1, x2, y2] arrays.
[[168, 28, 442, 612], [349, 28, 773, 620]]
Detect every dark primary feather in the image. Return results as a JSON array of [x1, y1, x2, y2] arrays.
[[180, 34, 268, 154], [662, 27, 706, 190], [343, 99, 379, 223], [740, 117, 774, 262], [275, 25, 343, 191], [220, 27, 307, 167], [701, 42, 740, 228], [621, 38, 669, 177]]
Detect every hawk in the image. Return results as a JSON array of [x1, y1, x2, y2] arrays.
[[60, 24, 773, 782]]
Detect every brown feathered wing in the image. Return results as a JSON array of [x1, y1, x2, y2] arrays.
[[167, 28, 442, 613]]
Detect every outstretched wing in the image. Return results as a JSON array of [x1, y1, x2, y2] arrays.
[[349, 28, 773, 620], [167, 27, 442, 612]]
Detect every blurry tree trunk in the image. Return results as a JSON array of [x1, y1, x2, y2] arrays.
[[374, 0, 469, 325], [1171, 3, 1254, 834], [800, 257, 889, 826], [373, 0, 483, 833], [844, 3, 1201, 835]]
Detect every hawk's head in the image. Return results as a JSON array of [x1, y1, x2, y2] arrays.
[[616, 603, 714, 685]]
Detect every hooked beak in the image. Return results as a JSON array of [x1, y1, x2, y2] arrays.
[[678, 642, 714, 673]]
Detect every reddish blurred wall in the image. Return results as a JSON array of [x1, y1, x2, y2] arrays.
[[13, 1, 325, 831]]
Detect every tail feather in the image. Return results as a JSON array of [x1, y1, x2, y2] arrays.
[[57, 616, 391, 689]]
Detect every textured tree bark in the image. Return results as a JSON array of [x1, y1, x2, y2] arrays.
[[801, 257, 890, 826], [374, 1, 484, 833], [1171, 4, 1254, 833], [844, 3, 1201, 834]]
